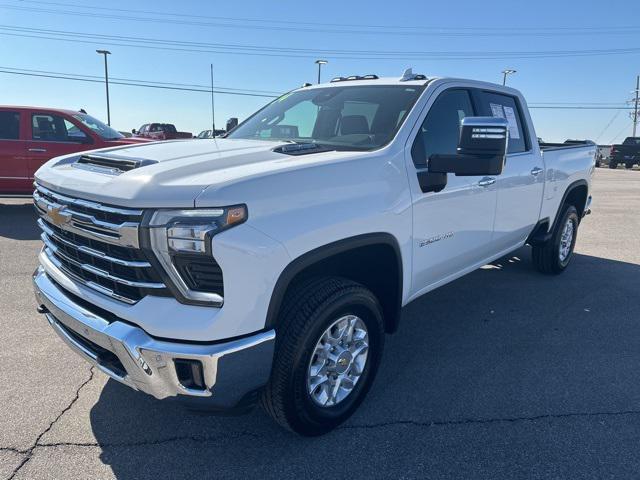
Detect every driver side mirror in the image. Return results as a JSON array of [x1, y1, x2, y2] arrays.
[[429, 117, 508, 176], [131, 129, 137, 134]]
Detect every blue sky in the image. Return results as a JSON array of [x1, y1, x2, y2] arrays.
[[0, 0, 639, 142]]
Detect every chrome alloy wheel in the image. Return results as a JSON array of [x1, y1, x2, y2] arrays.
[[306, 315, 369, 407], [559, 217, 575, 263]]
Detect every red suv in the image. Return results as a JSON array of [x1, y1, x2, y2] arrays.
[[0, 106, 150, 195]]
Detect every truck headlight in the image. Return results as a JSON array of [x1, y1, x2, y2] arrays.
[[148, 206, 247, 305]]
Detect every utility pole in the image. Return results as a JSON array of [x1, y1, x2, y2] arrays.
[[210, 64, 215, 133], [96, 50, 111, 125], [315, 59, 328, 84], [633, 75, 639, 137], [501, 69, 516, 86]]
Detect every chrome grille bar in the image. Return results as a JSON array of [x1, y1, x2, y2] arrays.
[[33, 190, 140, 248], [40, 248, 138, 305], [35, 183, 143, 216], [42, 235, 165, 290], [37, 219, 151, 268]]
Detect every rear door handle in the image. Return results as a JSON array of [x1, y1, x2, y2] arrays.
[[530, 167, 543, 176], [28, 148, 47, 153], [478, 177, 496, 187]]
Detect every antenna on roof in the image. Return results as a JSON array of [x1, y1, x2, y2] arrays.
[[400, 68, 427, 82]]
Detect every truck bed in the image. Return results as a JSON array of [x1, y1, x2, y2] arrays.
[[539, 142, 594, 151]]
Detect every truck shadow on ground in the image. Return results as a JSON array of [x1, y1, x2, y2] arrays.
[[88, 248, 640, 478], [0, 201, 40, 240]]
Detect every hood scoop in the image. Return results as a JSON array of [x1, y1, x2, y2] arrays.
[[272, 143, 333, 156], [72, 155, 158, 175]]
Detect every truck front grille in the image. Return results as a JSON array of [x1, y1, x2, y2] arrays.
[[34, 183, 167, 304]]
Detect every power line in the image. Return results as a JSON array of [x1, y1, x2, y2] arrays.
[[529, 106, 633, 109], [0, 69, 279, 98], [3, 1, 640, 37], [2, 26, 640, 60], [15, 0, 640, 33], [1, 66, 635, 110], [594, 109, 622, 143], [529, 102, 629, 105], [608, 121, 633, 144], [0, 66, 282, 95]]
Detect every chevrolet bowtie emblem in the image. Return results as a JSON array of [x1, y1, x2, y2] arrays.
[[47, 205, 71, 227]]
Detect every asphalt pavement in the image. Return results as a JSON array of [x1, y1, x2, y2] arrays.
[[1, 168, 639, 479]]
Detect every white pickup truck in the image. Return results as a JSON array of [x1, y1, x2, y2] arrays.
[[32, 71, 595, 436]]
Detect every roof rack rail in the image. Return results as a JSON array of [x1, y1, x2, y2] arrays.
[[400, 68, 427, 82], [330, 74, 379, 83]]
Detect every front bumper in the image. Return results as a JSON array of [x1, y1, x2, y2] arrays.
[[33, 267, 275, 409]]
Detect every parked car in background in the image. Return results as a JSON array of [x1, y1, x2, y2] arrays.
[[0, 106, 149, 195], [195, 129, 226, 139], [596, 145, 612, 167], [609, 137, 640, 169], [133, 123, 192, 140], [33, 73, 595, 435]]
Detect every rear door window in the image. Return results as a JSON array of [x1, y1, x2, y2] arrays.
[[476, 91, 528, 153], [0, 111, 20, 140], [32, 114, 87, 142]]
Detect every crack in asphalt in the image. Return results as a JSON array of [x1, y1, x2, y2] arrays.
[[2, 407, 638, 456], [342, 408, 640, 430], [0, 447, 26, 455], [36, 429, 261, 450], [6, 367, 95, 480]]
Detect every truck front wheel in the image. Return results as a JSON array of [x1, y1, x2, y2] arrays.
[[609, 162, 618, 169], [532, 205, 579, 274], [261, 277, 385, 436]]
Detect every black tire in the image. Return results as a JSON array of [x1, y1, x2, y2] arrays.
[[626, 163, 634, 169], [609, 162, 618, 169], [261, 277, 385, 436], [532, 204, 579, 274]]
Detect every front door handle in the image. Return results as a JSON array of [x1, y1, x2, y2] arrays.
[[28, 148, 47, 153], [530, 167, 544, 176], [478, 177, 496, 187]]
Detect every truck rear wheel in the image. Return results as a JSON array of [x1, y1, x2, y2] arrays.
[[626, 163, 634, 169], [532, 205, 579, 274], [609, 162, 618, 169], [261, 277, 384, 436]]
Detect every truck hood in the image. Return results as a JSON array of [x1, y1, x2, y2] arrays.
[[34, 138, 356, 208]]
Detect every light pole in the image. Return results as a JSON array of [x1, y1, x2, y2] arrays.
[[96, 50, 111, 125], [210, 64, 216, 133], [315, 59, 328, 84], [632, 75, 639, 137], [502, 69, 516, 86]]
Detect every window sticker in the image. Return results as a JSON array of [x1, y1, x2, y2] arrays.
[[502, 106, 521, 140], [490, 103, 504, 118]]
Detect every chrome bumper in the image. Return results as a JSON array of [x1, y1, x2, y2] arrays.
[[33, 267, 275, 408]]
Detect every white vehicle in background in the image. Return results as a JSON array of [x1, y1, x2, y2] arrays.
[[32, 70, 595, 436], [596, 145, 612, 167]]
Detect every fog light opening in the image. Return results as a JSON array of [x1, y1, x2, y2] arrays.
[[174, 359, 206, 391]]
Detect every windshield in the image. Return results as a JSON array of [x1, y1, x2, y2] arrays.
[[72, 113, 123, 140], [228, 85, 425, 151]]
